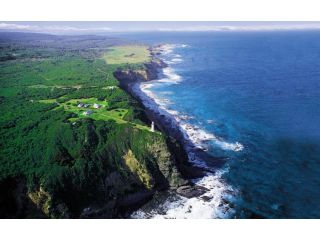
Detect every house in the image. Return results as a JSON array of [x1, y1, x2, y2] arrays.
[[77, 103, 84, 108], [83, 110, 93, 116], [93, 103, 101, 109], [83, 104, 90, 108], [106, 86, 117, 90]]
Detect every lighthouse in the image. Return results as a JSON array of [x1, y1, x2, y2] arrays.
[[151, 121, 155, 132]]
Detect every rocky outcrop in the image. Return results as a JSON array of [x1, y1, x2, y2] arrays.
[[123, 149, 155, 189], [146, 135, 187, 189], [113, 58, 167, 90], [28, 187, 51, 216], [79, 191, 154, 218], [144, 58, 168, 79], [176, 185, 208, 198]]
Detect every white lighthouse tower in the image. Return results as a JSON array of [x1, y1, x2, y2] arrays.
[[151, 121, 155, 132]]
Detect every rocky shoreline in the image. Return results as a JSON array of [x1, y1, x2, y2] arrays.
[[113, 45, 216, 202]]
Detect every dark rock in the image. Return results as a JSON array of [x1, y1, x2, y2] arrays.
[[178, 165, 207, 179], [176, 185, 208, 198], [80, 200, 117, 219], [117, 191, 154, 208], [117, 190, 154, 216], [201, 195, 213, 202]]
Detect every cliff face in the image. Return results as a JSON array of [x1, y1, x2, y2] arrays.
[[74, 123, 187, 218], [113, 59, 167, 90], [0, 118, 187, 219]]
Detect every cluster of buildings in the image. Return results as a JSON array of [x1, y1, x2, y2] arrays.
[[77, 102, 102, 116], [77, 103, 90, 108]]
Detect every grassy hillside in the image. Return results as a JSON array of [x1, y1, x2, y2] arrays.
[[103, 45, 151, 65], [0, 33, 184, 218]]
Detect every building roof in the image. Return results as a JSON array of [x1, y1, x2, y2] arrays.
[[83, 110, 93, 116], [93, 103, 101, 108]]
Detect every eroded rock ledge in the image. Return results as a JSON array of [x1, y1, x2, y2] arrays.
[[113, 58, 167, 90]]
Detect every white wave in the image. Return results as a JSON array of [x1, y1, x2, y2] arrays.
[[157, 44, 175, 54], [131, 170, 236, 219], [158, 67, 182, 84], [155, 44, 189, 56], [156, 44, 186, 65], [171, 58, 183, 63], [179, 121, 244, 154], [216, 141, 244, 152]]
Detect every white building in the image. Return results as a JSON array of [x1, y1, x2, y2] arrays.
[[83, 110, 93, 116], [150, 121, 155, 132], [106, 86, 117, 90], [93, 103, 101, 109]]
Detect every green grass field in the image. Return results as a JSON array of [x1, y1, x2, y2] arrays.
[[39, 97, 151, 131], [103, 45, 151, 64]]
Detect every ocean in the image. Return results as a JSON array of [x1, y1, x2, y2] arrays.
[[114, 31, 320, 218]]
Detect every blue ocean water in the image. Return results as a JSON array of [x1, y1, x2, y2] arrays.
[[118, 31, 320, 218]]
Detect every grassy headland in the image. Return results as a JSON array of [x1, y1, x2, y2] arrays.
[[103, 45, 151, 65]]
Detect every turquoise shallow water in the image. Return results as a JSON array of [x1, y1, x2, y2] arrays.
[[117, 31, 320, 218]]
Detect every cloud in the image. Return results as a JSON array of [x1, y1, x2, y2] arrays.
[[0, 23, 112, 33], [156, 24, 320, 32], [2, 22, 320, 33], [0, 23, 34, 30]]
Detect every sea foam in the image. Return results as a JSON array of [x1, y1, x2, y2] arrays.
[[130, 43, 242, 218], [132, 170, 237, 219]]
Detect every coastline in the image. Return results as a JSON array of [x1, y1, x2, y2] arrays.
[[116, 44, 232, 170], [114, 45, 216, 179], [113, 44, 237, 218]]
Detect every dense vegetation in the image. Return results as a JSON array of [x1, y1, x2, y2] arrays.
[[0, 32, 184, 218]]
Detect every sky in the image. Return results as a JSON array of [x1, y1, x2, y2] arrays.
[[1, 21, 320, 34]]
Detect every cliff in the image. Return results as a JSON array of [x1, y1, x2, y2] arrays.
[[0, 117, 189, 218], [113, 59, 167, 90]]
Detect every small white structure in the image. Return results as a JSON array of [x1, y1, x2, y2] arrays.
[[106, 86, 117, 90], [93, 103, 101, 109], [150, 121, 155, 132], [77, 103, 84, 108], [83, 110, 93, 116]]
